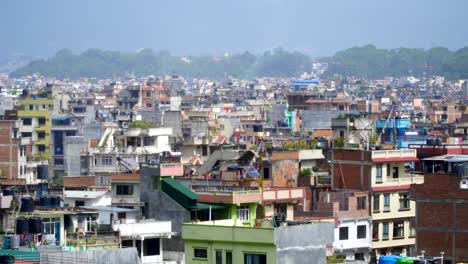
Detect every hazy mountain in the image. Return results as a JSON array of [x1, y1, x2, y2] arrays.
[[1, 0, 467, 59]]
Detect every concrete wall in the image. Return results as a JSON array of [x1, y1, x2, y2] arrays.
[[274, 223, 334, 264], [64, 136, 86, 176], [40, 247, 140, 264], [164, 111, 183, 139], [300, 110, 351, 130], [140, 164, 190, 252]]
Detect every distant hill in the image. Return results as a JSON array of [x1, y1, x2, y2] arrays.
[[9, 45, 468, 79], [9, 48, 312, 80], [321, 45, 468, 79]]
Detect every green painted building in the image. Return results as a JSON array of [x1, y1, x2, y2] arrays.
[[182, 220, 335, 264], [182, 220, 276, 264]]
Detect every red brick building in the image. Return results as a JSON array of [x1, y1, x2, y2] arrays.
[[412, 155, 468, 263]]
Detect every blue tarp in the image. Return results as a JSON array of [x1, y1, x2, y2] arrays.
[[243, 166, 260, 177]]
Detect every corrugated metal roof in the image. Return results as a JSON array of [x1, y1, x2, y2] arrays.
[[423, 154, 468, 162]]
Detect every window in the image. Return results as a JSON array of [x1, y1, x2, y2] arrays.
[[383, 193, 390, 211], [376, 165, 382, 183], [386, 164, 391, 177], [244, 253, 267, 264], [38, 145, 46, 153], [23, 118, 32, 126], [38, 118, 46, 126], [226, 251, 232, 264], [372, 223, 379, 241], [43, 217, 60, 235], [38, 132, 46, 140], [399, 193, 410, 210], [355, 253, 365, 261], [116, 185, 134, 196], [357, 225, 366, 239], [339, 227, 349, 240], [382, 222, 389, 240], [357, 196, 366, 210], [101, 156, 113, 166], [20, 166, 23, 175], [339, 130, 345, 137], [216, 250, 222, 264], [237, 205, 250, 221], [75, 200, 85, 207], [143, 238, 160, 256], [392, 167, 399, 178], [194, 248, 207, 259], [393, 221, 404, 238], [409, 219, 416, 237], [373, 194, 380, 212]]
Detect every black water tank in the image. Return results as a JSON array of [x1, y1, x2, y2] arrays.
[[29, 218, 43, 234], [0, 255, 14, 264], [39, 197, 51, 207], [2, 189, 13, 196], [50, 196, 61, 207], [426, 138, 435, 145], [16, 218, 29, 235], [435, 137, 442, 145], [20, 197, 34, 212], [37, 165, 49, 179]]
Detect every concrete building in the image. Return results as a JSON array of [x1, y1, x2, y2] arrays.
[[332, 149, 423, 257], [314, 191, 371, 261], [111, 173, 141, 209], [412, 155, 468, 263], [182, 219, 334, 264], [331, 115, 374, 146]]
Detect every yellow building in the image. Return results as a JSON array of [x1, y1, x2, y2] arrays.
[[18, 98, 53, 176]]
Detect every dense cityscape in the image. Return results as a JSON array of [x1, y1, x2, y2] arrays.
[[1, 1, 468, 264]]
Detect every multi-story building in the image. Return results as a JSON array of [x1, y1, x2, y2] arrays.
[[18, 97, 53, 162], [332, 149, 423, 257], [182, 219, 334, 264], [412, 155, 468, 263], [88, 126, 173, 175], [313, 191, 371, 262], [331, 114, 374, 146]]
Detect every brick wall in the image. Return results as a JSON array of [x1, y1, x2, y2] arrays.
[[271, 150, 299, 161], [0, 121, 18, 179], [332, 149, 372, 190], [272, 159, 299, 187], [413, 173, 468, 261]]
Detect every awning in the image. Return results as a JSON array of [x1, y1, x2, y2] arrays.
[[162, 177, 199, 200]]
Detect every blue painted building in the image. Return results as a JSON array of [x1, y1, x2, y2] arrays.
[[376, 118, 426, 148]]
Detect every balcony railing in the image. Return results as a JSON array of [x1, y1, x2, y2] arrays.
[[384, 174, 424, 185], [371, 149, 416, 160], [191, 185, 258, 193]]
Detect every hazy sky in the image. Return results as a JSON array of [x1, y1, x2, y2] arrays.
[[1, 0, 467, 58]]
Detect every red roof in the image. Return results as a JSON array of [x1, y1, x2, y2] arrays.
[[372, 185, 411, 192], [372, 157, 419, 163]]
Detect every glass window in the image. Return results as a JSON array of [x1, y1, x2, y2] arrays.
[[376, 165, 382, 183], [399, 193, 410, 210], [194, 248, 207, 259], [216, 250, 222, 264], [101, 156, 113, 166], [386, 164, 391, 177], [373, 194, 380, 212], [244, 253, 266, 264], [393, 221, 404, 238], [357, 196, 366, 210], [382, 222, 389, 240], [339, 227, 349, 240], [226, 252, 232, 264], [383, 193, 390, 211], [22, 118, 32, 126], [357, 225, 366, 239], [372, 223, 379, 241], [237, 205, 250, 221], [116, 185, 134, 196]]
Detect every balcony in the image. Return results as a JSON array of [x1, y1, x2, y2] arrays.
[[191, 185, 262, 204], [371, 149, 418, 163], [373, 173, 424, 190], [262, 187, 304, 203]]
